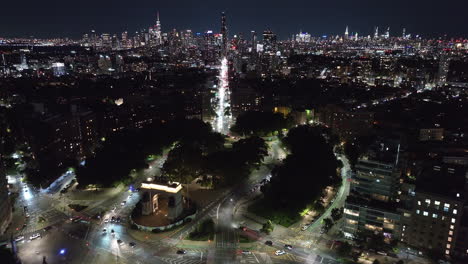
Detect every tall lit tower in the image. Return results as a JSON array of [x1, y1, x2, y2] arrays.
[[402, 28, 406, 39], [374, 26, 379, 39], [344, 26, 349, 39], [220, 12, 228, 56], [385, 27, 390, 39], [155, 12, 162, 45]]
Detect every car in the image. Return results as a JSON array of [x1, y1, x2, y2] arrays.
[[15, 236, 24, 242], [116, 239, 123, 245], [301, 224, 310, 231], [265, 240, 273, 246], [284, 244, 293, 250], [275, 250, 286, 256], [111, 216, 116, 222], [176, 249, 186, 254], [116, 217, 121, 223], [121, 201, 126, 206], [129, 242, 136, 248], [30, 233, 41, 240], [377, 251, 387, 256], [104, 218, 109, 223], [25, 213, 30, 218], [242, 250, 252, 255], [102, 228, 107, 233]]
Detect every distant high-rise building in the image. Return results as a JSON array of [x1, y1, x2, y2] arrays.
[[344, 26, 349, 39], [251, 31, 257, 52], [101, 33, 111, 49], [402, 28, 406, 39], [51, 62, 66, 77], [385, 27, 390, 39], [374, 26, 379, 39], [262, 29, 277, 53], [437, 51, 451, 86], [220, 12, 228, 56], [149, 12, 162, 46]]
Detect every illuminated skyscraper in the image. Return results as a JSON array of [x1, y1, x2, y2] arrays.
[[262, 29, 277, 52], [374, 26, 379, 39], [345, 26, 349, 39], [155, 12, 162, 45], [220, 12, 228, 56], [251, 31, 257, 52], [385, 27, 390, 39]]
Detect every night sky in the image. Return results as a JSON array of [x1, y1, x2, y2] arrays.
[[2, 0, 468, 39]]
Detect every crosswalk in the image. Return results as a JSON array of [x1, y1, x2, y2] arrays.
[[159, 257, 205, 264], [272, 252, 301, 262]]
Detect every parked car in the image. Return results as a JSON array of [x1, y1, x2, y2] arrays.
[[275, 250, 286, 256], [242, 250, 252, 255], [30, 233, 41, 240], [284, 244, 293, 250], [15, 236, 24, 242], [176, 249, 187, 254], [265, 240, 273, 246], [116, 239, 123, 245]]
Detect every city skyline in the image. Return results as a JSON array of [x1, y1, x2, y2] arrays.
[[1, 0, 468, 39]]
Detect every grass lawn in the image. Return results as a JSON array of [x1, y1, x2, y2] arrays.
[[248, 199, 301, 227]]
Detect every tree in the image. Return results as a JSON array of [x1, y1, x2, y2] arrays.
[[331, 207, 344, 222], [261, 220, 275, 234], [162, 143, 203, 184], [232, 136, 268, 169], [337, 241, 353, 256], [260, 125, 340, 216], [323, 218, 334, 232], [231, 111, 291, 136], [344, 142, 360, 170]]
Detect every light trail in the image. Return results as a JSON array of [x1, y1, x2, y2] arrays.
[[213, 57, 232, 134]]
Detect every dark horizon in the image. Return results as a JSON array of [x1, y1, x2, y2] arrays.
[[1, 0, 468, 39]]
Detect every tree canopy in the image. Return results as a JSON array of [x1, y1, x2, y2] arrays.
[[231, 111, 293, 136], [260, 125, 341, 218]]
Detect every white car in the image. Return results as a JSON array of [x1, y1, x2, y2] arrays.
[[104, 218, 109, 223], [275, 250, 286, 256], [15, 236, 24, 242], [30, 233, 41, 240]]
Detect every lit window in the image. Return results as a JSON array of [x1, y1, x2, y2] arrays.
[[425, 199, 431, 204], [448, 237, 452, 242], [444, 203, 450, 212], [451, 218, 456, 223], [417, 201, 421, 206], [434, 201, 440, 206], [449, 231, 454, 236], [432, 214, 438, 218], [445, 250, 450, 255], [456, 193, 460, 197], [446, 244, 451, 249], [423, 211, 429, 216], [453, 209, 458, 215], [450, 225, 454, 230]]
